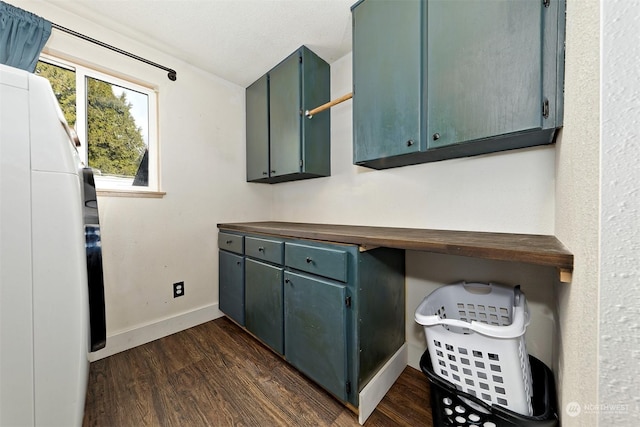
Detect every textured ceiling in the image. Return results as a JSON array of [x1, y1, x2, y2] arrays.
[[46, 0, 355, 87]]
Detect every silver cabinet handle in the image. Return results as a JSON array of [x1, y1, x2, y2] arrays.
[[306, 257, 312, 263], [226, 240, 233, 244], [258, 247, 265, 252]]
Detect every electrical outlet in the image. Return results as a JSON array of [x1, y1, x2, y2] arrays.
[[173, 281, 184, 298]]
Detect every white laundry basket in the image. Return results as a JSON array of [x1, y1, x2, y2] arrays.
[[415, 281, 533, 416]]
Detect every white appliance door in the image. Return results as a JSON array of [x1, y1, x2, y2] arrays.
[[82, 168, 106, 351]]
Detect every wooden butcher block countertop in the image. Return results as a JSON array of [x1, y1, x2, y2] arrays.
[[217, 221, 573, 271]]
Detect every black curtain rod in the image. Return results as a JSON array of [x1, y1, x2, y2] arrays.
[[51, 22, 177, 81]]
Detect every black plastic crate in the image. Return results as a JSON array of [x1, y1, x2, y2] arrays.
[[420, 350, 558, 427]]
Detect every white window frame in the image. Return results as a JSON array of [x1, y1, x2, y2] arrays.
[[39, 54, 160, 194]]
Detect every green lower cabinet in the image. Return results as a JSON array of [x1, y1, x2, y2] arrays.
[[245, 259, 284, 355], [284, 271, 348, 402], [218, 229, 405, 412], [219, 250, 245, 326]]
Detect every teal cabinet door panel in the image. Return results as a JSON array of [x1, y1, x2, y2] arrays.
[[269, 51, 302, 178], [246, 74, 270, 181], [352, 0, 422, 163], [541, 0, 566, 129], [427, 0, 542, 148], [245, 259, 284, 355], [219, 251, 245, 326], [284, 271, 348, 402]]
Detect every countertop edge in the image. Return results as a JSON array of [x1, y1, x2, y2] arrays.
[[217, 222, 574, 270]]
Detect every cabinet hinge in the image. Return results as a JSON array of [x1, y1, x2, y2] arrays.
[[299, 159, 304, 167], [542, 98, 550, 119], [299, 55, 303, 64], [543, 0, 550, 7], [346, 381, 352, 394], [345, 296, 351, 308]]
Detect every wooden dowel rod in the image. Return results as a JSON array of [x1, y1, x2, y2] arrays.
[[305, 92, 353, 118]]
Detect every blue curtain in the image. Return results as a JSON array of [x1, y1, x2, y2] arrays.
[[0, 1, 51, 72]]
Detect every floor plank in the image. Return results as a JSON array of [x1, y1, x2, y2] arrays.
[[83, 317, 433, 426]]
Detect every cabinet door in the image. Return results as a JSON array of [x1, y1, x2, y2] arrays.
[[352, 0, 422, 164], [284, 271, 348, 401], [219, 251, 245, 326], [246, 74, 270, 181], [426, 0, 542, 148], [245, 259, 284, 355], [269, 51, 301, 178]]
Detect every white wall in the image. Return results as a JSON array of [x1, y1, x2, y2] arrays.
[[554, 0, 601, 425], [7, 0, 273, 359], [600, 1, 640, 425], [271, 53, 559, 370]]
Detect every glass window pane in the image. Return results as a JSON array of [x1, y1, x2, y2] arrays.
[[35, 61, 77, 127], [86, 76, 149, 187]]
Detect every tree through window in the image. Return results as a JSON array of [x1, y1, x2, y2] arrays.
[[35, 58, 158, 191], [86, 76, 148, 182]]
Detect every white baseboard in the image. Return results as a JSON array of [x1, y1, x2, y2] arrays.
[[88, 304, 224, 361], [358, 343, 408, 425]]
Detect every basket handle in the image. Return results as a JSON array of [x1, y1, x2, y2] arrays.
[[514, 285, 522, 306], [427, 315, 529, 338], [462, 281, 493, 295], [416, 301, 530, 339]]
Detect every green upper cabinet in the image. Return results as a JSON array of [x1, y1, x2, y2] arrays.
[[352, 0, 566, 169], [246, 46, 331, 183]]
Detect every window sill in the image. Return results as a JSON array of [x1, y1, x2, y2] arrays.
[[97, 189, 166, 198]]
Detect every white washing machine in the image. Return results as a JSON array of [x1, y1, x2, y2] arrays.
[[0, 63, 106, 426]]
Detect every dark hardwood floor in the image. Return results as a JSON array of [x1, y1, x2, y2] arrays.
[[83, 316, 434, 426]]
